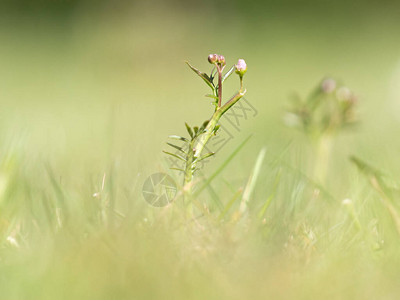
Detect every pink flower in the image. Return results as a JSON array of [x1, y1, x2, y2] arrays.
[[235, 59, 247, 76]]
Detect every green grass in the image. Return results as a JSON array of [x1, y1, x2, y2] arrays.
[[1, 2, 400, 299]]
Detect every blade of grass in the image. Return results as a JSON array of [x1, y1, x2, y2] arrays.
[[193, 135, 252, 197], [45, 164, 70, 224], [218, 188, 242, 221], [239, 147, 267, 214], [195, 169, 224, 212], [351, 156, 400, 236], [204, 180, 224, 212], [258, 169, 282, 220], [222, 178, 237, 194]]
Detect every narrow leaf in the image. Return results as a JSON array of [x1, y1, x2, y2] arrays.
[[199, 120, 210, 132], [166, 142, 186, 154], [185, 122, 194, 139], [170, 167, 185, 172], [205, 94, 219, 100], [222, 65, 235, 83], [209, 67, 217, 81], [196, 152, 215, 162], [162, 151, 187, 162], [168, 135, 189, 143], [185, 61, 214, 90]]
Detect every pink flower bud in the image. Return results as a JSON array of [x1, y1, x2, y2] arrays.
[[217, 55, 226, 66], [235, 59, 247, 76], [321, 78, 336, 94], [208, 54, 218, 64]]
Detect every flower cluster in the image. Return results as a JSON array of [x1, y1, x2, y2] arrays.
[[285, 77, 358, 139], [208, 54, 226, 66]]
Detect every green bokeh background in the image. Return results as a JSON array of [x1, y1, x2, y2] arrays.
[[1, 0, 400, 178], [1, 1, 400, 298]]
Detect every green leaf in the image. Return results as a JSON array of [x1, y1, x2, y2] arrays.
[[199, 120, 209, 132], [185, 61, 214, 91], [196, 152, 215, 162], [162, 151, 187, 162], [168, 135, 189, 143], [193, 126, 199, 135], [205, 94, 219, 100], [209, 67, 217, 81], [170, 167, 185, 172], [166, 142, 186, 154], [222, 65, 235, 83], [185, 122, 194, 139]]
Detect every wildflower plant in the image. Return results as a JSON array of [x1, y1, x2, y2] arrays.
[[164, 54, 247, 215], [285, 78, 357, 139], [285, 78, 358, 182]]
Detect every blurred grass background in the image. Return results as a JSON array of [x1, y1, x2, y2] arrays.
[[1, 0, 400, 299]]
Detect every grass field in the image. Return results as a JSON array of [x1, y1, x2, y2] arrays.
[[1, 1, 400, 299]]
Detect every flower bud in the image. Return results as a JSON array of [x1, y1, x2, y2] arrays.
[[321, 78, 336, 94], [336, 86, 352, 101], [217, 55, 226, 66], [208, 54, 218, 64], [235, 59, 247, 77]]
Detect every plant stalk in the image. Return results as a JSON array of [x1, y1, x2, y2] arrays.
[[183, 88, 246, 217], [313, 134, 333, 184], [217, 66, 223, 107]]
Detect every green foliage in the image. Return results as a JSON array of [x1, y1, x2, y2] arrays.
[[165, 55, 247, 213], [185, 61, 215, 91]]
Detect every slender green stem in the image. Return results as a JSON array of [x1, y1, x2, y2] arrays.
[[183, 139, 195, 217], [182, 86, 246, 217], [217, 66, 223, 107], [193, 89, 246, 162], [219, 89, 246, 116]]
